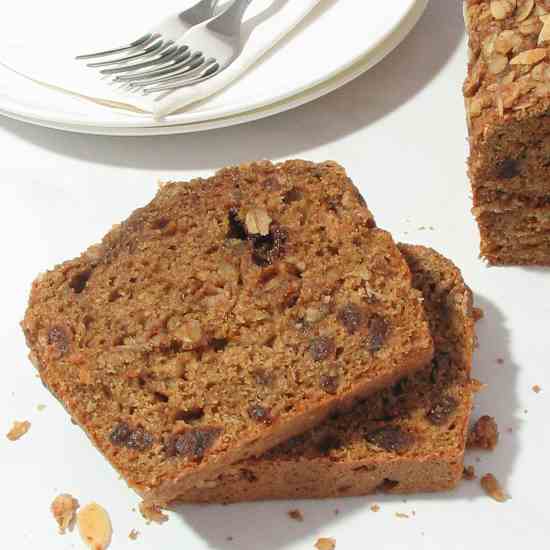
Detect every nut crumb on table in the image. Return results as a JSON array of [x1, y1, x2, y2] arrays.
[[315, 537, 336, 550], [496, 358, 504, 365], [139, 501, 169, 525], [473, 307, 484, 321], [51, 493, 79, 534], [128, 529, 139, 540], [288, 509, 304, 522], [370, 504, 380, 512], [480, 473, 508, 503], [77, 502, 112, 550], [532, 385, 542, 394], [471, 378, 488, 393], [6, 420, 30, 441], [467, 416, 499, 450], [463, 465, 477, 480]]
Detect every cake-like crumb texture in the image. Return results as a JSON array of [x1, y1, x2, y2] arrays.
[[51, 494, 79, 534], [463, 465, 477, 480], [128, 529, 139, 540], [21, 160, 433, 505], [6, 420, 30, 441], [480, 473, 508, 502], [288, 509, 304, 522], [177, 245, 476, 503], [464, 0, 550, 265], [467, 415, 499, 450]]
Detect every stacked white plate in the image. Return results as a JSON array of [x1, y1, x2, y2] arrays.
[[0, 0, 428, 135]]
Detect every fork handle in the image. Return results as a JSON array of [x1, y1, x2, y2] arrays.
[[212, 0, 253, 29]]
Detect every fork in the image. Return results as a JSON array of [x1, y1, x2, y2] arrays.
[[75, 0, 220, 69], [78, 0, 254, 96]]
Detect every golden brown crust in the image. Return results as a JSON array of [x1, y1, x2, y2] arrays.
[[21, 160, 433, 505], [177, 245, 476, 503]]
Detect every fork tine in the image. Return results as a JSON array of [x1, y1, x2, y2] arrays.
[[99, 45, 183, 75], [76, 33, 157, 60], [115, 51, 200, 82], [127, 55, 209, 89], [114, 51, 196, 82], [144, 63, 220, 95], [86, 39, 170, 68]]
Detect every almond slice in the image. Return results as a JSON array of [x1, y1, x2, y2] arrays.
[[77, 503, 112, 550], [510, 48, 547, 64]]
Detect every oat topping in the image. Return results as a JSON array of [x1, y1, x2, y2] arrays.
[[77, 503, 112, 550], [480, 473, 509, 502], [51, 494, 79, 534], [6, 420, 30, 441]]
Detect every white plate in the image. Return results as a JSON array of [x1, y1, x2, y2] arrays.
[[0, 0, 427, 133]]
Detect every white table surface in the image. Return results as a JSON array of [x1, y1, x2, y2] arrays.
[[1, 2, 548, 549]]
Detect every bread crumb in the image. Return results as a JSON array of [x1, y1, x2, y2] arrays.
[[315, 537, 336, 550], [128, 529, 139, 540], [288, 509, 304, 522], [333, 509, 340, 516], [532, 385, 542, 394], [77, 502, 112, 550], [51, 494, 79, 534], [480, 473, 508, 502], [473, 307, 484, 322], [139, 501, 169, 525], [463, 465, 476, 480], [496, 358, 504, 365], [467, 416, 499, 450], [226, 536, 233, 541], [470, 379, 488, 393], [37, 404, 47, 411], [370, 504, 380, 512], [6, 420, 31, 441], [395, 512, 409, 519]]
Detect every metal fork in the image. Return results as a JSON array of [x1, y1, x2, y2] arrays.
[[78, 0, 254, 96], [75, 0, 220, 68]]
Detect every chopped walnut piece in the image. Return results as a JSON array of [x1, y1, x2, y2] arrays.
[[315, 537, 336, 550], [463, 465, 477, 480], [139, 501, 169, 525], [288, 509, 304, 522], [6, 420, 30, 441], [128, 529, 139, 540], [467, 416, 499, 450], [480, 473, 509, 502], [51, 494, 79, 534], [77, 502, 112, 550]]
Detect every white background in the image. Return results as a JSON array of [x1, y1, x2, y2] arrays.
[[1, 2, 549, 549]]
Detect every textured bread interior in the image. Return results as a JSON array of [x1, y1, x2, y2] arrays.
[[22, 160, 433, 502], [179, 244, 475, 503]]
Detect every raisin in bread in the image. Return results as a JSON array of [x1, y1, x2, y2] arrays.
[[22, 161, 433, 505], [181, 245, 475, 502]]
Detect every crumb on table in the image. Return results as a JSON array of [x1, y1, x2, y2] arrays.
[[496, 358, 504, 365], [139, 501, 169, 525], [467, 416, 499, 450], [37, 404, 47, 411], [315, 537, 336, 550], [370, 504, 380, 512], [288, 509, 304, 522], [463, 465, 476, 480], [6, 420, 31, 441], [473, 307, 484, 321], [532, 385, 542, 394], [480, 473, 508, 503], [128, 529, 139, 540], [51, 494, 79, 534], [395, 512, 409, 519]]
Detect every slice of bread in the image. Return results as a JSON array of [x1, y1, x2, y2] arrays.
[[22, 161, 432, 505], [181, 245, 475, 502]]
